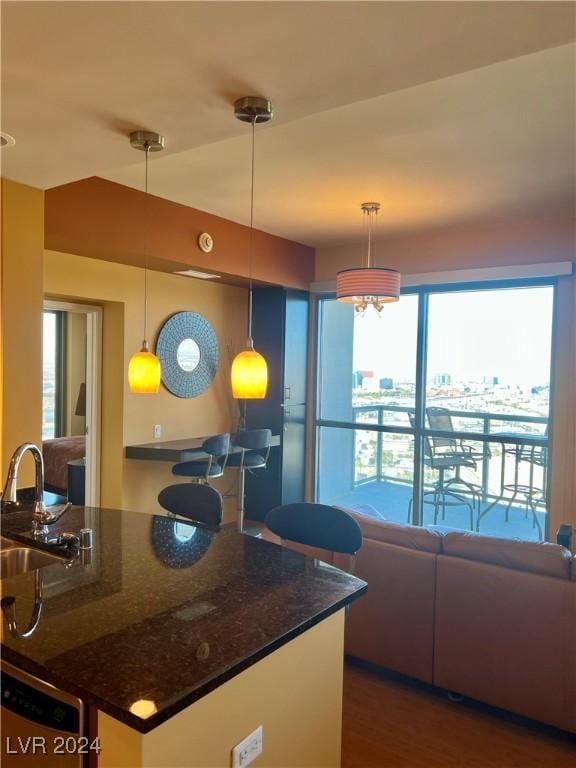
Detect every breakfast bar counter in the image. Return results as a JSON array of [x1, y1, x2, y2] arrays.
[[1, 505, 366, 766]]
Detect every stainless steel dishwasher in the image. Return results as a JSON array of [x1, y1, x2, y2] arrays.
[[1, 662, 86, 767]]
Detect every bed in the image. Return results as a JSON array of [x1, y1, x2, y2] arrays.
[[42, 435, 86, 495]]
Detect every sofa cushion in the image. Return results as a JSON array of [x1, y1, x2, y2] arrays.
[[345, 538, 437, 684], [434, 555, 576, 733], [442, 531, 572, 579], [339, 509, 443, 554]]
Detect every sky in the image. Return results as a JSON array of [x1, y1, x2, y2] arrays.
[[352, 285, 554, 387], [43, 311, 57, 364]]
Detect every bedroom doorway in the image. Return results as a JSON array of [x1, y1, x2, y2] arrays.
[[42, 300, 102, 506]]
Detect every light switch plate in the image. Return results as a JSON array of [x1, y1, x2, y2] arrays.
[[231, 725, 263, 768], [153, 424, 162, 439]]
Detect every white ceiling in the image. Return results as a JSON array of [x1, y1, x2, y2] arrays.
[[2, 1, 575, 247]]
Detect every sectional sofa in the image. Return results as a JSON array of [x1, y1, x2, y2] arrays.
[[335, 512, 576, 734]]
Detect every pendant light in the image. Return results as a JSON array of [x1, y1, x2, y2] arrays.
[[230, 97, 272, 400], [128, 130, 165, 393], [336, 202, 400, 314]]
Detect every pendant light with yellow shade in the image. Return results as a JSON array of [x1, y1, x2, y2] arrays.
[[127, 130, 164, 394], [230, 97, 272, 401]]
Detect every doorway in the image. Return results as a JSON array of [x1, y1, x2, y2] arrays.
[[42, 300, 102, 506]]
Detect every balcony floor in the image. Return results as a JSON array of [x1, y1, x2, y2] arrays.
[[330, 479, 546, 541]]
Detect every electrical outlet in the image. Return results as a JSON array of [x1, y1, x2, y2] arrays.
[[231, 725, 263, 768], [153, 424, 162, 439]]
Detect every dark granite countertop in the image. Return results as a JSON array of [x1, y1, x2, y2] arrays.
[[1, 506, 366, 733]]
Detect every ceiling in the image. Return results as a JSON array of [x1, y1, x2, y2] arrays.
[[2, 1, 575, 247]]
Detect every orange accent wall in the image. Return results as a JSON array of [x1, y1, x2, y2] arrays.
[[45, 177, 314, 290]]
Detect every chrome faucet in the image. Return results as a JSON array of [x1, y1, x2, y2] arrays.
[[1, 443, 71, 536], [1, 570, 43, 639]]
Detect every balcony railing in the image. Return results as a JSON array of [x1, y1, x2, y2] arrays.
[[351, 403, 549, 507]]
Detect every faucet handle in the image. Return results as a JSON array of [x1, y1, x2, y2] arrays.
[[79, 528, 93, 549], [58, 532, 80, 549]]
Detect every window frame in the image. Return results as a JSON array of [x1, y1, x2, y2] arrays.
[[43, 309, 67, 439], [313, 277, 558, 538]]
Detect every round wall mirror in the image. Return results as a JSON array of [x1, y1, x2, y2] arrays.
[[177, 339, 201, 372], [156, 312, 219, 398]]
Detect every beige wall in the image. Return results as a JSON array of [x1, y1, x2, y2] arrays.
[[44, 250, 247, 518], [0, 179, 44, 485], [99, 610, 345, 768]]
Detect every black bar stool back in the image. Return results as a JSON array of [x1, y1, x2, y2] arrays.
[[158, 483, 223, 527], [265, 502, 362, 556], [172, 433, 230, 483]]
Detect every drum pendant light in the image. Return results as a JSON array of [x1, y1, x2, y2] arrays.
[[336, 202, 400, 314], [128, 131, 165, 393], [230, 97, 272, 400]]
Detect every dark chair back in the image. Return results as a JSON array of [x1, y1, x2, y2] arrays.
[[235, 429, 272, 451], [158, 483, 223, 527], [202, 432, 230, 458], [265, 503, 362, 555]]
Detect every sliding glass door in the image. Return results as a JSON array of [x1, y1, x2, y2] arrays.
[[315, 281, 555, 541]]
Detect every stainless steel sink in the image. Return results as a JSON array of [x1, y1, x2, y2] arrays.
[[0, 543, 63, 578]]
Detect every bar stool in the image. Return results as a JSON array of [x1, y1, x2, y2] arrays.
[[407, 412, 476, 529], [426, 407, 484, 503], [158, 483, 223, 527], [265, 502, 363, 572], [226, 429, 271, 531], [172, 433, 230, 484]]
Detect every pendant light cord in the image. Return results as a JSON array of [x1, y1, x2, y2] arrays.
[[364, 206, 378, 269], [143, 144, 150, 347], [367, 208, 372, 269], [247, 117, 256, 347]]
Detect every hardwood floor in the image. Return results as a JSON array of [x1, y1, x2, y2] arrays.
[[341, 660, 576, 768]]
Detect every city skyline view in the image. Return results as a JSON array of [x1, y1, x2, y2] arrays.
[[353, 285, 553, 389]]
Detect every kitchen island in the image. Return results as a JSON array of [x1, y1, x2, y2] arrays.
[[0, 506, 366, 767]]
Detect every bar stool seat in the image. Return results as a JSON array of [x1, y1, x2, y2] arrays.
[[225, 452, 267, 469], [173, 461, 224, 478]]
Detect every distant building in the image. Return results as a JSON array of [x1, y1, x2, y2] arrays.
[[380, 377, 394, 390], [434, 373, 451, 386]]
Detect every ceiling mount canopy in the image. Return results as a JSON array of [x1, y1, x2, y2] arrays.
[[233, 96, 273, 124], [336, 201, 400, 314], [129, 130, 165, 152]]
